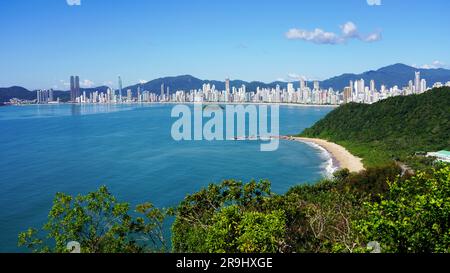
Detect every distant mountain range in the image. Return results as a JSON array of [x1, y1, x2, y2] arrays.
[[321, 63, 450, 90], [1, 63, 450, 103]]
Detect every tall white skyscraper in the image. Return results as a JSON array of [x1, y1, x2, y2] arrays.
[[415, 71, 421, 93], [300, 78, 306, 90], [127, 89, 132, 102], [370, 80, 375, 92], [421, 79, 427, 93], [355, 79, 365, 95], [287, 82, 294, 93], [313, 81, 319, 90]]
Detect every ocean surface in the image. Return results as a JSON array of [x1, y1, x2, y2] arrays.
[[0, 104, 334, 252]]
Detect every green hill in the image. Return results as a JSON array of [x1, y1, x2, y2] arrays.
[[300, 87, 450, 167]]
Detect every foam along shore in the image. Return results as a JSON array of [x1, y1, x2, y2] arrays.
[[285, 137, 365, 173]]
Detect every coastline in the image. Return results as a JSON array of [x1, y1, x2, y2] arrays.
[[4, 101, 340, 108], [282, 136, 365, 173], [158, 101, 339, 108]]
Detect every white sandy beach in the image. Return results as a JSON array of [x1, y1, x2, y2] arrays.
[[287, 137, 365, 173]]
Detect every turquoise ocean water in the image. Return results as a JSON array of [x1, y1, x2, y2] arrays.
[[0, 104, 333, 252]]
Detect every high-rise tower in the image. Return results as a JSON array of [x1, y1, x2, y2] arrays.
[[118, 76, 123, 101], [415, 71, 421, 93], [70, 76, 75, 101], [70, 76, 80, 102], [370, 80, 375, 92], [225, 78, 230, 102], [300, 78, 306, 90]]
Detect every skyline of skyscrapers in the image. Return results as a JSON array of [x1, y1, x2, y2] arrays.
[[24, 71, 449, 106]]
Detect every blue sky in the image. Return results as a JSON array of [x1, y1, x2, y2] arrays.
[[1, 0, 449, 89]]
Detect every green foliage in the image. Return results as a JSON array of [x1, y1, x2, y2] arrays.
[[171, 165, 402, 253], [205, 206, 286, 253], [356, 165, 450, 253], [277, 181, 367, 253], [264, 164, 406, 253], [171, 179, 281, 253], [300, 87, 450, 167], [18, 186, 168, 253]]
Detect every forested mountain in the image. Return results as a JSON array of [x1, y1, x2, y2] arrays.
[[300, 87, 450, 166]]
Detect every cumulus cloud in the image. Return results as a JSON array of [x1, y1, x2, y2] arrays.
[[287, 73, 308, 81], [286, 21, 382, 45], [341, 22, 358, 38], [367, 0, 382, 6], [67, 0, 81, 5], [285, 28, 343, 44], [415, 61, 446, 69]]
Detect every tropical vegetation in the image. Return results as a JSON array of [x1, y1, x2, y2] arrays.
[[300, 87, 450, 167]]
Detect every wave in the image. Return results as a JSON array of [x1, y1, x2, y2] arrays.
[[300, 141, 339, 178]]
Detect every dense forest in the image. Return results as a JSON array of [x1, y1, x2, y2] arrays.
[[301, 87, 450, 167]]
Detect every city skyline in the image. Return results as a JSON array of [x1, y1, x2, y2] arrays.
[[1, 0, 450, 89], [24, 70, 450, 107]]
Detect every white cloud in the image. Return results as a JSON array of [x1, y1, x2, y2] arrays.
[[66, 0, 81, 6], [367, 0, 381, 6], [139, 79, 148, 84], [415, 60, 446, 69], [60, 80, 70, 87], [80, 79, 95, 88], [287, 73, 308, 81], [362, 32, 382, 42], [286, 21, 382, 45], [341, 22, 358, 38], [285, 28, 343, 44], [287, 73, 300, 79]]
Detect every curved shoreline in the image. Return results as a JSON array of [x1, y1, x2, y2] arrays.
[[299, 140, 340, 177], [282, 136, 365, 173]]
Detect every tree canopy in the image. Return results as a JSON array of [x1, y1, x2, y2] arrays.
[[300, 87, 450, 167]]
